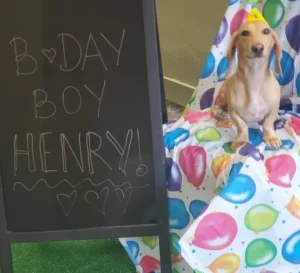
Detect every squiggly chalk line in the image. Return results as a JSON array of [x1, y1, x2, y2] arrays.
[[13, 178, 150, 192]]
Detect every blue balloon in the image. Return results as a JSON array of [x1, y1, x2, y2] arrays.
[[189, 200, 208, 220], [248, 128, 263, 146], [165, 158, 182, 192], [163, 128, 190, 150], [217, 57, 229, 81], [265, 139, 294, 151], [296, 73, 300, 97], [229, 0, 239, 5], [271, 50, 295, 85], [168, 198, 190, 230], [200, 52, 215, 79], [282, 230, 300, 264], [126, 241, 140, 262], [174, 242, 182, 253], [228, 162, 243, 183], [219, 174, 256, 204]]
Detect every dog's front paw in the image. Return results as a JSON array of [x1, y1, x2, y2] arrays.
[[263, 132, 281, 148], [231, 134, 248, 151]]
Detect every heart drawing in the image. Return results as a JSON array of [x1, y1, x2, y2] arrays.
[[42, 48, 56, 63], [115, 187, 133, 213], [84, 187, 109, 215], [57, 191, 77, 216]]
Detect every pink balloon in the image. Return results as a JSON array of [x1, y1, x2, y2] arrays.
[[289, 115, 300, 135], [192, 212, 238, 250], [179, 146, 207, 189], [265, 154, 296, 188], [230, 9, 249, 35], [183, 110, 213, 124]]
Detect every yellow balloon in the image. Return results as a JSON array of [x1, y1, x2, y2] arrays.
[[183, 107, 189, 116], [208, 253, 240, 273], [286, 195, 300, 219], [211, 155, 231, 178]]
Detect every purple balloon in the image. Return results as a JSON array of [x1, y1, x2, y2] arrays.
[[239, 143, 262, 161], [286, 15, 300, 53], [264, 271, 278, 273], [165, 158, 182, 191], [200, 88, 215, 110], [214, 17, 228, 46]]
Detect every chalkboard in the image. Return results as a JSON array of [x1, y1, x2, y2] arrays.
[[0, 0, 171, 272]]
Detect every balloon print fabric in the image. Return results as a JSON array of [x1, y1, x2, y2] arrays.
[[119, 1, 300, 272]]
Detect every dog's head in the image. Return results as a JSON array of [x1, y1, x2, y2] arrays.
[[227, 21, 282, 75]]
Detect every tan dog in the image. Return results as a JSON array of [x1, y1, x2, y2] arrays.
[[218, 20, 282, 150]]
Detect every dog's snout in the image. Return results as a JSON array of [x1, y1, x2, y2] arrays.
[[252, 43, 264, 53]]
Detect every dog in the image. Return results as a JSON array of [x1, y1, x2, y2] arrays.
[[217, 20, 282, 150]]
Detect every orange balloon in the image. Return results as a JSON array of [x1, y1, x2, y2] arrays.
[[286, 195, 300, 219], [208, 253, 240, 273], [216, 119, 233, 128], [183, 107, 189, 116], [211, 155, 231, 178]]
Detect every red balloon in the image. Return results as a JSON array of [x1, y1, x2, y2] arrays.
[[140, 255, 160, 273], [192, 212, 238, 250], [230, 9, 249, 35], [289, 115, 300, 135], [179, 146, 207, 189]]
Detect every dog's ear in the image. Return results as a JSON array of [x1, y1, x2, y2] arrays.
[[271, 29, 282, 76], [227, 31, 238, 73]]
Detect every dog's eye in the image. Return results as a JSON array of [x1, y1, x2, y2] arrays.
[[263, 28, 270, 35], [241, 30, 249, 36]]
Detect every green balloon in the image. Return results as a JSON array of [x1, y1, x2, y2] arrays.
[[170, 232, 180, 255], [245, 238, 277, 267], [193, 270, 204, 273], [142, 236, 157, 250], [245, 204, 279, 233], [188, 94, 196, 105], [262, 0, 285, 29], [247, 0, 262, 4], [173, 269, 180, 273]]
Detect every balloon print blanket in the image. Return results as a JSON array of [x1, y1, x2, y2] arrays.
[[172, 110, 300, 273], [121, 110, 300, 273]]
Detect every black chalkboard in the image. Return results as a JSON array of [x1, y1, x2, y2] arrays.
[[0, 0, 171, 272]]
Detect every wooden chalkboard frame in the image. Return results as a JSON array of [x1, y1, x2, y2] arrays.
[[0, 0, 172, 272]]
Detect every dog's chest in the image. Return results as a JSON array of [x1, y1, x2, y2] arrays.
[[237, 97, 270, 123]]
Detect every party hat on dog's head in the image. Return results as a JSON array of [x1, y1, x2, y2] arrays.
[[245, 8, 268, 23]]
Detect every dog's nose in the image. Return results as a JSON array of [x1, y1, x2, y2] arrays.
[[252, 43, 264, 53]]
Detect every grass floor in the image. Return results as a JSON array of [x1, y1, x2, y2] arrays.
[[8, 240, 135, 273]]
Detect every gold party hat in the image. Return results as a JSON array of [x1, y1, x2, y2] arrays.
[[245, 8, 267, 23]]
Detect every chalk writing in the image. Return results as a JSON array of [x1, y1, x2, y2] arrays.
[[33, 89, 57, 119], [84, 82, 106, 118], [84, 187, 109, 215], [115, 187, 132, 214], [57, 191, 77, 216], [39, 132, 57, 173], [42, 48, 56, 63], [136, 164, 148, 177]]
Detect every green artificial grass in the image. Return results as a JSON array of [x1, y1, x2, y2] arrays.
[[7, 239, 135, 273]]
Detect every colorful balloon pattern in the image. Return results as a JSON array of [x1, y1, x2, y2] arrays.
[[296, 73, 300, 97], [165, 158, 182, 192], [127, 240, 139, 259], [195, 127, 221, 142], [164, 128, 190, 150], [200, 52, 215, 79], [263, 0, 285, 28], [245, 204, 279, 233], [217, 57, 229, 82], [282, 230, 300, 264], [286, 195, 300, 219], [170, 233, 181, 255], [183, 110, 213, 124], [189, 200, 208, 220], [140, 255, 160, 273], [214, 18, 228, 46], [220, 173, 256, 204], [245, 239, 277, 267], [230, 9, 249, 35], [179, 146, 207, 189], [208, 253, 240, 273], [239, 142, 263, 161], [142, 237, 157, 250], [169, 198, 190, 230], [265, 154, 296, 188], [286, 15, 300, 53], [248, 128, 263, 146], [192, 212, 238, 250], [211, 155, 231, 178], [200, 88, 215, 109]]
